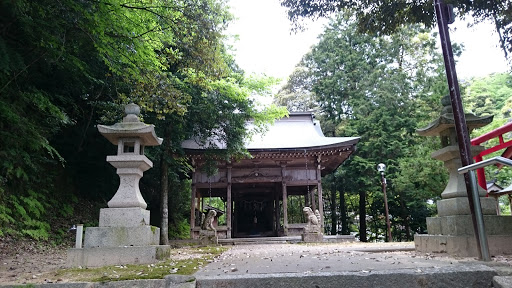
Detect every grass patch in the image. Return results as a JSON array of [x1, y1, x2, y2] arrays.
[[47, 246, 228, 283]]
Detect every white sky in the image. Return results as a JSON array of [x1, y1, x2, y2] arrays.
[[226, 0, 510, 81]]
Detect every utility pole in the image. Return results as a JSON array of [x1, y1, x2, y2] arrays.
[[434, 0, 490, 260]]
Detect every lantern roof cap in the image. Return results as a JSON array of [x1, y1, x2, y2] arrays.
[[97, 103, 162, 146], [417, 95, 493, 136]]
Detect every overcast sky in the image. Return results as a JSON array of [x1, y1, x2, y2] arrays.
[[226, 0, 510, 81]]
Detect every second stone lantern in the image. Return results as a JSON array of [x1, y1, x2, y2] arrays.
[[414, 95, 512, 257]]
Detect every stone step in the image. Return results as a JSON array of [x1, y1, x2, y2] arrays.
[[1, 267, 501, 288], [195, 264, 497, 288]]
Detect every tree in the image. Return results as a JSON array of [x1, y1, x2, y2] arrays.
[[0, 0, 286, 242], [276, 12, 449, 241], [281, 0, 512, 60], [464, 73, 512, 117], [275, 67, 317, 112], [464, 73, 512, 203]]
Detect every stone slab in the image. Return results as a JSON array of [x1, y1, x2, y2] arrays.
[[2, 275, 196, 288], [437, 197, 497, 216], [493, 276, 512, 288], [323, 235, 356, 243], [66, 245, 170, 267], [301, 233, 324, 242], [195, 265, 496, 288], [83, 226, 159, 248], [99, 208, 150, 227], [414, 234, 512, 257], [28, 284, 94, 288], [426, 215, 512, 236], [199, 230, 218, 245]]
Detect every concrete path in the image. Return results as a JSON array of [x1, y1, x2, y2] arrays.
[[194, 242, 511, 288]]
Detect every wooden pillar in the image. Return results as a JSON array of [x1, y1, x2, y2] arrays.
[[275, 183, 280, 234], [316, 156, 324, 231], [190, 184, 196, 238], [310, 166, 316, 211], [282, 183, 288, 235], [273, 185, 277, 233], [281, 162, 288, 236], [227, 165, 232, 239]]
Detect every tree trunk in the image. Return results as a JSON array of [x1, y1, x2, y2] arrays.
[[330, 186, 337, 235], [340, 190, 348, 235], [159, 125, 171, 245], [359, 190, 367, 242], [398, 193, 411, 241]]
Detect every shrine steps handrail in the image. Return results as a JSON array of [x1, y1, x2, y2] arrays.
[[458, 156, 512, 174]]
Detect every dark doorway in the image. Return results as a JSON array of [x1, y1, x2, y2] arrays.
[[233, 185, 276, 238]]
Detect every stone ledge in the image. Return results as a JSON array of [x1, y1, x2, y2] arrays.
[[323, 235, 356, 243], [426, 215, 512, 236], [83, 226, 159, 248], [414, 234, 512, 257], [493, 276, 512, 288], [99, 208, 150, 227], [67, 245, 170, 268], [437, 197, 497, 217], [301, 233, 323, 243], [0, 275, 196, 288], [195, 265, 496, 288]]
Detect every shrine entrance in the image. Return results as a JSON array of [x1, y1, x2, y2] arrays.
[[233, 184, 277, 237]]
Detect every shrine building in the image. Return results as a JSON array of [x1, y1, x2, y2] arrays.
[[182, 112, 359, 239]]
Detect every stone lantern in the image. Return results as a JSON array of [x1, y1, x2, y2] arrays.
[[67, 104, 169, 267], [98, 103, 161, 213], [416, 95, 494, 216], [415, 95, 512, 257]]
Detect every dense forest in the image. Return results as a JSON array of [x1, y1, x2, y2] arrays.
[[274, 12, 512, 241], [1, 0, 511, 243], [0, 0, 286, 243]]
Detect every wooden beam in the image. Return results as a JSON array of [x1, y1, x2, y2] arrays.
[[285, 180, 319, 186], [195, 182, 228, 189], [231, 176, 283, 183]]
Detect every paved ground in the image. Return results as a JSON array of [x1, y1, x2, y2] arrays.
[[2, 241, 512, 287], [194, 242, 512, 288], [196, 242, 469, 276]]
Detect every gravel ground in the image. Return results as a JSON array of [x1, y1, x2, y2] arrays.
[[1, 240, 512, 286], [0, 238, 68, 285], [195, 242, 512, 277]]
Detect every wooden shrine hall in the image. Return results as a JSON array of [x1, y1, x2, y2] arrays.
[[182, 112, 359, 239]]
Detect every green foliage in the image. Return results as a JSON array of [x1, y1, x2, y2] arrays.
[[0, 0, 268, 243], [278, 13, 450, 240], [281, 0, 512, 60], [465, 73, 512, 198], [168, 218, 191, 240], [464, 73, 512, 116], [275, 67, 317, 112]]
